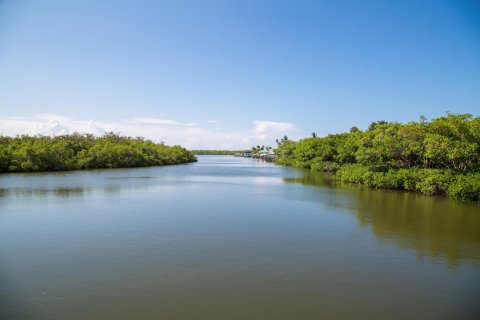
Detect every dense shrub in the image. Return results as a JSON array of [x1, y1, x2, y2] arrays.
[[0, 133, 196, 173], [415, 169, 455, 195], [448, 173, 480, 201], [310, 161, 340, 173], [276, 113, 480, 201]]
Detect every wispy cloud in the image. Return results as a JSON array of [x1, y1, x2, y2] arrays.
[[251, 120, 297, 139], [130, 117, 197, 126], [0, 114, 300, 149], [208, 120, 218, 124], [130, 118, 180, 126]]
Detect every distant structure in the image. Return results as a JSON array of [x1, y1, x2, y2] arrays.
[[234, 150, 276, 162]]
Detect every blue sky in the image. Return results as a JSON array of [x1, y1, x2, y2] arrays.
[[0, 0, 479, 149]]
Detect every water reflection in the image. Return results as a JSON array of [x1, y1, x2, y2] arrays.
[[0, 186, 129, 201], [2, 162, 479, 269], [1, 157, 479, 320], [0, 187, 90, 198], [285, 170, 480, 267]]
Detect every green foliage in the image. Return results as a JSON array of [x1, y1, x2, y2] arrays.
[[335, 166, 457, 195], [310, 161, 340, 173], [448, 173, 480, 201], [415, 169, 455, 195], [276, 113, 480, 201], [0, 133, 196, 173], [274, 140, 298, 166]]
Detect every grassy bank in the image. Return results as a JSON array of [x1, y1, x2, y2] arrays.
[[275, 113, 480, 201], [0, 133, 197, 173]]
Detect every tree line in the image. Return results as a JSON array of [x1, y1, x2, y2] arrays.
[[0, 133, 197, 173], [275, 113, 480, 201], [193, 150, 243, 155]]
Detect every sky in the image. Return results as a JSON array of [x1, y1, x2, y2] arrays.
[[0, 0, 479, 149]]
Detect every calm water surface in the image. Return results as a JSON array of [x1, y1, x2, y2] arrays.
[[1, 156, 479, 319]]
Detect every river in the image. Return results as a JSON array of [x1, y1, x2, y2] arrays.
[[1, 155, 479, 319]]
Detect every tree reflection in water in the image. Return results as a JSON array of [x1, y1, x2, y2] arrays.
[[284, 170, 480, 267]]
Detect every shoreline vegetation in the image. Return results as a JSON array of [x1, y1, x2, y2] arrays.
[[1, 113, 478, 201], [274, 113, 480, 201], [0, 133, 197, 173]]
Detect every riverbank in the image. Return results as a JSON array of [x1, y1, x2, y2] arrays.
[[0, 133, 197, 173], [275, 113, 480, 201]]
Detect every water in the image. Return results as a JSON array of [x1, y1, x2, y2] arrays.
[[1, 156, 479, 320]]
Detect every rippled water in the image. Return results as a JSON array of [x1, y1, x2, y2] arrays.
[[1, 156, 479, 319]]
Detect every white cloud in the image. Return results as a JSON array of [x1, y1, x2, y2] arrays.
[[130, 118, 180, 126], [129, 117, 197, 126], [0, 114, 300, 149], [35, 113, 72, 123], [208, 120, 218, 123], [251, 120, 296, 139]]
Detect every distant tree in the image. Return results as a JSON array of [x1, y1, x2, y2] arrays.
[[368, 121, 388, 131]]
